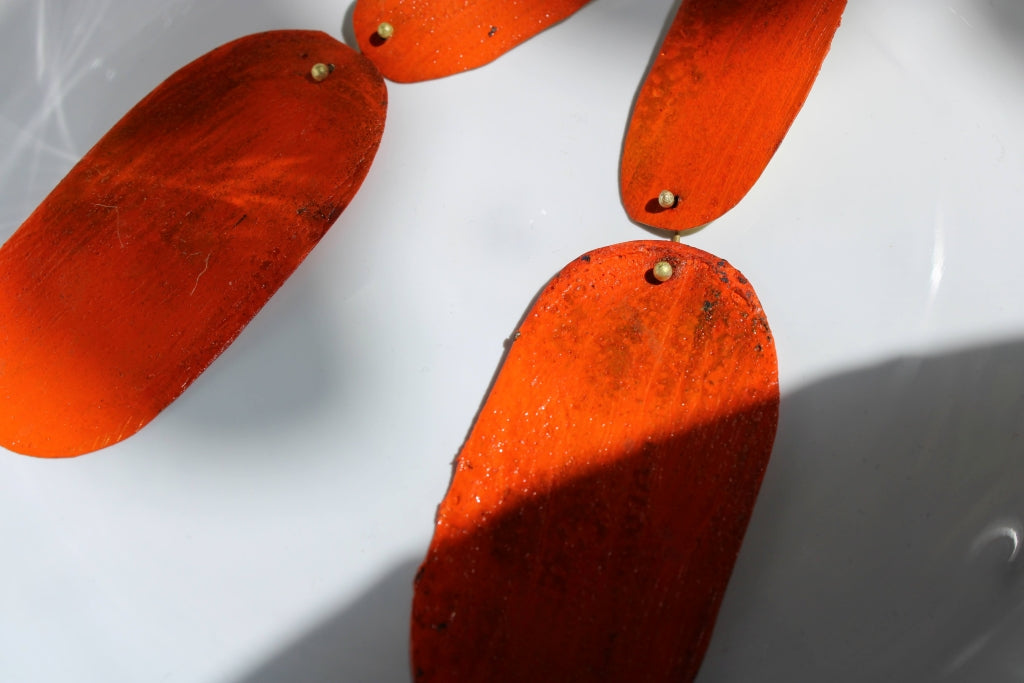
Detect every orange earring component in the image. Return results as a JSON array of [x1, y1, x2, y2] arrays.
[[352, 0, 593, 82], [411, 242, 779, 682], [621, 0, 847, 232], [0, 31, 387, 457], [409, 0, 848, 679]]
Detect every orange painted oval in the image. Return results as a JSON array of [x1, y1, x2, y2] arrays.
[[621, 0, 846, 232], [353, 0, 592, 82], [412, 241, 779, 681], [0, 31, 387, 457]]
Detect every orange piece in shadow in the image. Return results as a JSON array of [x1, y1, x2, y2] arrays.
[[621, 0, 847, 232], [412, 241, 779, 681], [353, 0, 593, 82], [0, 31, 387, 457]]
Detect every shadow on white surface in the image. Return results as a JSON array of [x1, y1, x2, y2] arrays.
[[232, 560, 418, 683], [2, 1, 1024, 680], [216, 339, 1024, 682], [340, 1, 357, 49], [971, 0, 1024, 64], [164, 271, 345, 438], [703, 338, 1024, 682]]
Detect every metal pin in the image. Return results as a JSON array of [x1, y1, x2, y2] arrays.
[[377, 22, 395, 39], [310, 63, 331, 81], [652, 261, 674, 282], [658, 189, 676, 209]]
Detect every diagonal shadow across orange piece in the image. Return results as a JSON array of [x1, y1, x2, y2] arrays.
[[411, 242, 779, 681]]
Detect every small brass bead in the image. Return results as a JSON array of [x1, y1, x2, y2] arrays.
[[310, 63, 331, 81], [657, 189, 676, 209], [652, 261, 674, 282], [377, 22, 395, 39]]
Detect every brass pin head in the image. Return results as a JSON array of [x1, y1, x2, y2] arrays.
[[652, 261, 674, 282], [658, 190, 676, 209], [377, 22, 395, 39], [310, 63, 331, 81]]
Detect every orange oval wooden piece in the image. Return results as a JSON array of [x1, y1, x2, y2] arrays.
[[621, 0, 847, 232], [412, 241, 779, 681], [0, 31, 387, 457], [353, 0, 592, 82]]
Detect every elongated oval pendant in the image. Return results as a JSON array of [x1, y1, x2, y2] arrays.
[[621, 0, 847, 232], [0, 30, 387, 457], [353, 0, 593, 82], [412, 241, 779, 681]]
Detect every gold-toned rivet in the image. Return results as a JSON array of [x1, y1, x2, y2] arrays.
[[658, 189, 676, 209], [652, 261, 674, 282], [377, 22, 395, 39], [310, 63, 331, 81]]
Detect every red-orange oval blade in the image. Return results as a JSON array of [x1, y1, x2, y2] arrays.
[[353, 0, 592, 82], [621, 0, 846, 232], [412, 241, 779, 681], [0, 31, 387, 457]]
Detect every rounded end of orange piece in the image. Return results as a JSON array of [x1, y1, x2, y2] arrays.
[[620, 0, 847, 232]]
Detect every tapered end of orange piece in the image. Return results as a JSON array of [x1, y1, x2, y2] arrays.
[[621, 0, 847, 232], [353, 0, 592, 82]]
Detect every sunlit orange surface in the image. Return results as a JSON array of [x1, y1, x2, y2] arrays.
[[354, 0, 592, 82], [621, 0, 847, 232]]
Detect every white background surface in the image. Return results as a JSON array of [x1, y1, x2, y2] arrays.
[[2, 0, 1024, 680]]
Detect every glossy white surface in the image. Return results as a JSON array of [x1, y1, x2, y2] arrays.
[[1, 0, 1023, 680]]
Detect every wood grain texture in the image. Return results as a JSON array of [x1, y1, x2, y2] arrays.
[[621, 0, 846, 232], [0, 31, 387, 457], [353, 0, 592, 82], [412, 241, 779, 682]]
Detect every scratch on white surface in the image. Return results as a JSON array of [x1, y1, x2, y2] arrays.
[[190, 253, 211, 295], [928, 207, 946, 306], [942, 591, 1024, 676], [0, 118, 79, 164], [36, 2, 108, 152], [35, 0, 47, 82], [943, 519, 1024, 673], [4, 0, 114, 191], [970, 519, 1023, 563], [948, 5, 974, 29], [945, 629, 997, 674]]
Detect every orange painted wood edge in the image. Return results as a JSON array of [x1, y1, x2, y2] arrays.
[[0, 31, 387, 457], [621, 0, 847, 232], [411, 241, 779, 682], [353, 0, 593, 82]]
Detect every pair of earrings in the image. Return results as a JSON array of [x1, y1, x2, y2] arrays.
[[0, 0, 845, 680]]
